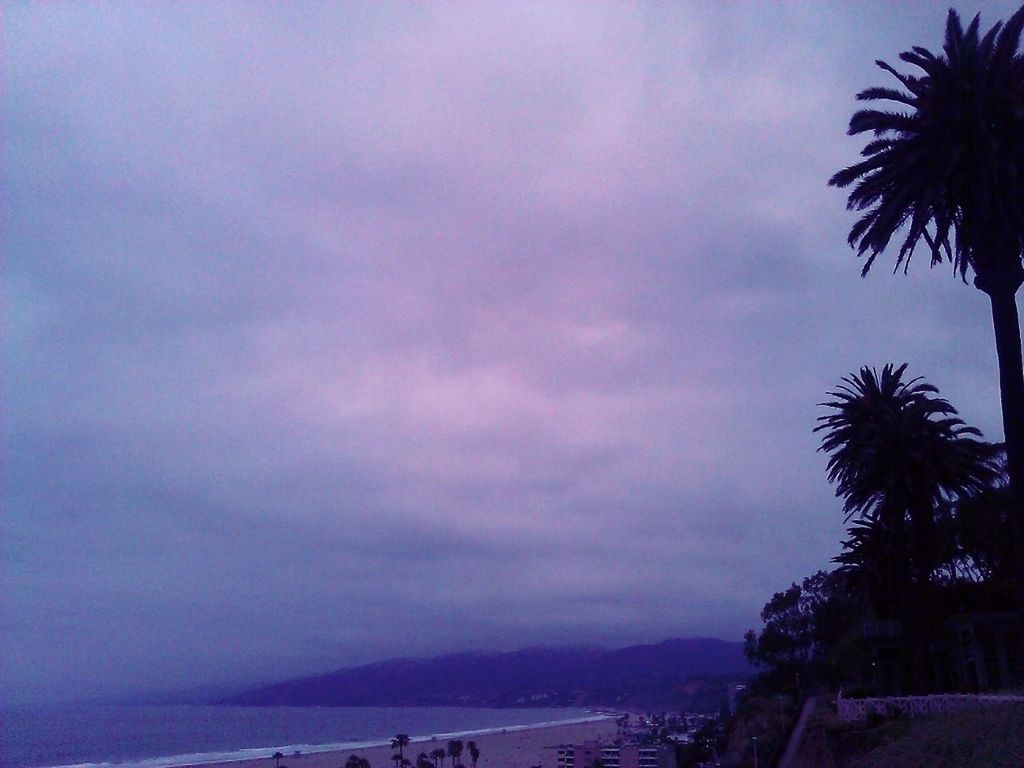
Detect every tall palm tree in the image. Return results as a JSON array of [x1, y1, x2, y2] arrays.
[[828, 6, 1024, 611], [816, 363, 997, 690], [430, 748, 446, 768]]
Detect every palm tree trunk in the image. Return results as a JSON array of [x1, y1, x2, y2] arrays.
[[884, 503, 916, 694], [895, 518, 920, 693], [909, 500, 936, 692], [988, 288, 1024, 618]]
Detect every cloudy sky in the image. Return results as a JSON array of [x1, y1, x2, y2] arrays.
[[4, 1, 1020, 704]]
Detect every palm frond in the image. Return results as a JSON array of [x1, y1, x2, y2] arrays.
[[875, 59, 916, 91], [847, 108, 917, 136], [856, 86, 917, 107], [992, 5, 1024, 70], [943, 10, 967, 67]]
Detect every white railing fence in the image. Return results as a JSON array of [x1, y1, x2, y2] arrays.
[[836, 692, 1024, 722]]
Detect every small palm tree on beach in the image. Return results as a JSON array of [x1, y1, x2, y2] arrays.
[[274, 753, 285, 768], [392, 734, 411, 764], [431, 747, 447, 768], [467, 741, 480, 768], [446, 740, 463, 768]]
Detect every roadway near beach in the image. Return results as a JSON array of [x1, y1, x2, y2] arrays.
[[191, 719, 620, 768]]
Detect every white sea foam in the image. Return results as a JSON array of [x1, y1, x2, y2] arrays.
[[422, 714, 613, 742]]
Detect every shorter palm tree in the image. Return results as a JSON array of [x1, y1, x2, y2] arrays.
[[274, 753, 285, 768], [817, 363, 998, 691], [430, 748, 447, 768]]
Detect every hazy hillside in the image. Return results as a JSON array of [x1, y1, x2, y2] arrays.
[[221, 638, 752, 711]]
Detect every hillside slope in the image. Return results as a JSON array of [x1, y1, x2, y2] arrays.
[[221, 637, 752, 710]]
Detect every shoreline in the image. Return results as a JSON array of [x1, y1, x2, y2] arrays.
[[45, 715, 622, 768]]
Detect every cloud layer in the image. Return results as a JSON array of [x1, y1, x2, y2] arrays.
[[4, 1, 1018, 702]]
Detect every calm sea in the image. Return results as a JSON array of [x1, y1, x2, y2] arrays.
[[0, 705, 603, 768]]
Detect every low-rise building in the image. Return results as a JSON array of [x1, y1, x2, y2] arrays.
[[556, 740, 602, 768], [556, 741, 675, 768]]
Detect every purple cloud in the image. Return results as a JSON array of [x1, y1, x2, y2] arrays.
[[4, 1, 1018, 702]]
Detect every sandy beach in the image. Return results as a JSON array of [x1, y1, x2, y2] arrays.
[[188, 719, 620, 768]]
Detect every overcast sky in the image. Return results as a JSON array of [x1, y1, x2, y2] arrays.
[[4, 1, 1020, 705]]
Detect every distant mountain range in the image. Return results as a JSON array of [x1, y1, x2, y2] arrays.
[[220, 638, 753, 712]]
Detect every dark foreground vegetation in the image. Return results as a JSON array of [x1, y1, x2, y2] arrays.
[[722, 6, 1024, 767], [743, 362, 1019, 698], [793, 705, 1024, 768]]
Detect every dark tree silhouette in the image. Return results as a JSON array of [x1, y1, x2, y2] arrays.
[[416, 753, 433, 768], [274, 753, 285, 768], [430, 748, 447, 768], [446, 740, 463, 768], [816, 363, 997, 689], [346, 756, 371, 768], [834, 517, 901, 618], [744, 570, 856, 693], [466, 741, 480, 768], [392, 735, 411, 764], [941, 450, 1016, 585], [828, 6, 1024, 611]]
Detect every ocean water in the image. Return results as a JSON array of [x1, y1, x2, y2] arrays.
[[0, 705, 604, 768]]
